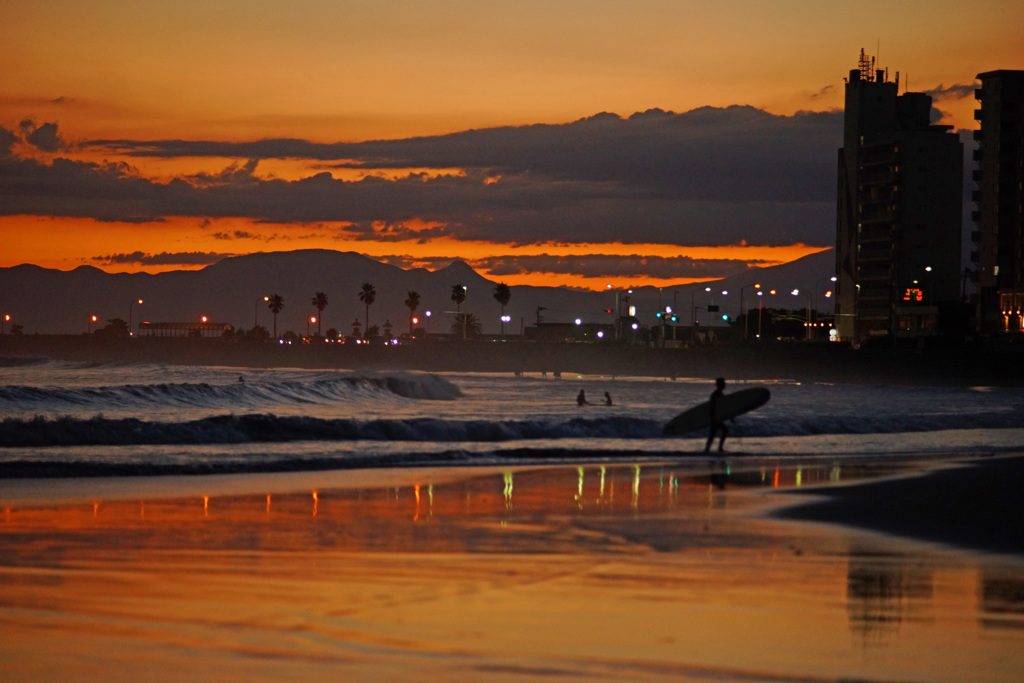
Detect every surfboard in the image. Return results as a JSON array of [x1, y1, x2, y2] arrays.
[[662, 386, 770, 436]]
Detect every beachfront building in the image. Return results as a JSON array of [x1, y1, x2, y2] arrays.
[[835, 50, 963, 344], [138, 321, 234, 338], [972, 70, 1024, 334]]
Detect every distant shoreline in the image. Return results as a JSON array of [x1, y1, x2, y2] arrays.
[[3, 334, 1023, 387]]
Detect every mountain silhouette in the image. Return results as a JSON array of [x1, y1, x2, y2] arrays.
[[0, 249, 833, 335]]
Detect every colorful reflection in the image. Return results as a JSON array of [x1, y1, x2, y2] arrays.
[[1, 462, 1022, 682]]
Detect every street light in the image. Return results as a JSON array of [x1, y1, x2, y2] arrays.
[[255, 295, 269, 328], [128, 299, 143, 336], [308, 316, 316, 337], [2, 314, 9, 334], [792, 289, 813, 340], [739, 283, 761, 341], [88, 315, 97, 334]]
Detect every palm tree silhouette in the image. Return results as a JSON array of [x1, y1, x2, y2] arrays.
[[451, 284, 466, 339], [311, 291, 328, 336], [450, 312, 481, 338], [493, 282, 511, 334], [359, 282, 376, 338], [267, 294, 284, 338], [404, 290, 420, 335]]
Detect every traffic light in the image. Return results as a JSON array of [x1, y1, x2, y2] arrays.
[[670, 315, 678, 322]]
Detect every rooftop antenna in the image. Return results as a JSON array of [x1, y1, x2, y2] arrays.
[[858, 48, 873, 80]]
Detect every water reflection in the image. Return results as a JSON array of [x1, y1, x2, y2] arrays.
[[846, 551, 934, 645], [980, 570, 1024, 631], [2, 463, 1022, 682]]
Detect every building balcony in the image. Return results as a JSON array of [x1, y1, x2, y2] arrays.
[[972, 210, 981, 222], [973, 149, 983, 161], [971, 230, 981, 242], [972, 190, 983, 202], [973, 169, 983, 182], [974, 109, 983, 120], [975, 89, 984, 100], [973, 130, 983, 141], [971, 250, 980, 263]]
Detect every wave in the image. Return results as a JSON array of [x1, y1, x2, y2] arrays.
[[0, 372, 462, 411], [1, 409, 1020, 450]]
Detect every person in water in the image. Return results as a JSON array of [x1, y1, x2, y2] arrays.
[[577, 389, 590, 406], [603, 392, 613, 406], [705, 377, 728, 453]]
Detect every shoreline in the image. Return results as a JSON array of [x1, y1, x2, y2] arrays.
[[774, 452, 1024, 558], [4, 451, 1021, 559], [3, 333, 1024, 386]]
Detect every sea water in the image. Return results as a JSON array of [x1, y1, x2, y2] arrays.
[[3, 357, 1024, 682], [1, 357, 1023, 477]]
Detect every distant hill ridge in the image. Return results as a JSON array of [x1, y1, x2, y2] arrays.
[[0, 248, 833, 335]]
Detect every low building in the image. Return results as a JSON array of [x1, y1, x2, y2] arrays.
[[138, 322, 234, 338]]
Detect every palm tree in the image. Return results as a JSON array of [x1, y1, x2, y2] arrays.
[[267, 294, 284, 338], [450, 312, 481, 338], [358, 282, 376, 338], [404, 290, 420, 334], [493, 282, 511, 334], [311, 292, 328, 336], [451, 284, 467, 339]]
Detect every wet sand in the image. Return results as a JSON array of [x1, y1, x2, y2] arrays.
[[2, 456, 1023, 682], [776, 454, 1024, 557]]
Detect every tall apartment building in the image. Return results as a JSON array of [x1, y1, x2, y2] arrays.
[[835, 50, 963, 344], [972, 70, 1024, 333]]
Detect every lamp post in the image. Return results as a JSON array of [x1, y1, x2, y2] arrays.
[[2, 314, 9, 335], [308, 316, 316, 338], [792, 289, 813, 340], [88, 315, 97, 334], [739, 283, 761, 341], [254, 295, 269, 328], [128, 299, 143, 336], [424, 310, 431, 334]]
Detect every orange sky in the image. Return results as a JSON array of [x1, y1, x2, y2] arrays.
[[1, 1, 1019, 289]]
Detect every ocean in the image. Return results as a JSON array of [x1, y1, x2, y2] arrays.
[[2, 356, 1023, 478]]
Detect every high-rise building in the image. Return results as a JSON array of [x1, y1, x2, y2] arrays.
[[972, 70, 1024, 333], [835, 50, 963, 345]]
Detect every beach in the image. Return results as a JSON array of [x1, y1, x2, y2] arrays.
[[1, 347, 1023, 680], [2, 455, 1023, 682]]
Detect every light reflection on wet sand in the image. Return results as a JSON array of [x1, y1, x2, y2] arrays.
[[2, 462, 1023, 682]]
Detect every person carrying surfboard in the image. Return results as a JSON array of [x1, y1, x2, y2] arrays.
[[705, 377, 728, 453]]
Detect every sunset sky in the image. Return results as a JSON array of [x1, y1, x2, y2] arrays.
[[1, 1, 1020, 290]]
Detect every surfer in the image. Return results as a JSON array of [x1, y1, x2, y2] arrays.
[[705, 377, 728, 453], [603, 392, 613, 406], [577, 390, 590, 406]]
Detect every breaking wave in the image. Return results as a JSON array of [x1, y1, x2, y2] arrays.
[[1, 409, 1020, 450], [0, 372, 461, 413]]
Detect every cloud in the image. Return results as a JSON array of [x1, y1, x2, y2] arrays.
[[923, 83, 976, 101], [187, 159, 261, 187], [377, 252, 758, 280], [211, 230, 261, 240], [91, 251, 230, 266], [4, 106, 843, 247], [0, 126, 16, 156], [17, 119, 65, 152], [809, 85, 835, 99], [471, 254, 756, 280]]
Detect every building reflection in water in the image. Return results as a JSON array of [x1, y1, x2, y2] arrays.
[[846, 551, 934, 645], [980, 570, 1024, 631]]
